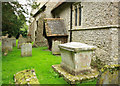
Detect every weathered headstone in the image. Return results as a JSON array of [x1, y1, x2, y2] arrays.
[[52, 40, 61, 55], [14, 69, 40, 84], [18, 34, 26, 49], [10, 37, 16, 47], [2, 38, 13, 52], [97, 64, 120, 85], [21, 43, 32, 57]]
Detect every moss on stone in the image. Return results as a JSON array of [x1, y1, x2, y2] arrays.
[[97, 64, 120, 84], [91, 57, 105, 71], [52, 64, 99, 84], [14, 69, 40, 84]]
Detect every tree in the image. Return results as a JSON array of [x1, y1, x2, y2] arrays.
[[2, 0, 40, 38], [2, 1, 28, 38]]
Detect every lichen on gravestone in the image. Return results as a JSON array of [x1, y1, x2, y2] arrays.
[[14, 69, 40, 84]]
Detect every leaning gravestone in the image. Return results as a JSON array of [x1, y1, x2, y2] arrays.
[[14, 69, 40, 84], [21, 43, 32, 57], [97, 64, 120, 85], [2, 38, 13, 52]]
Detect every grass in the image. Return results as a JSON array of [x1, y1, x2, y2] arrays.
[[2, 41, 97, 85]]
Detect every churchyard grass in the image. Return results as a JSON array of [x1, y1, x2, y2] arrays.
[[0, 42, 1, 46], [2, 40, 97, 85]]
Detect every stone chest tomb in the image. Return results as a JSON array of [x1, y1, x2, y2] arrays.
[[43, 18, 68, 55], [58, 42, 96, 75], [52, 42, 98, 84]]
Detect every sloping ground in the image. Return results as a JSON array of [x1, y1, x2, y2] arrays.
[[2, 42, 97, 85]]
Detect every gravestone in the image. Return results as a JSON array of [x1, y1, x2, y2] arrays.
[[21, 43, 32, 57], [14, 69, 40, 84], [10, 37, 16, 47], [52, 40, 61, 55], [97, 64, 120, 85], [18, 34, 26, 49], [2, 38, 13, 52]]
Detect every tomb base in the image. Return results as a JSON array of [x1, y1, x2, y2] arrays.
[[52, 64, 99, 84], [61, 62, 92, 76]]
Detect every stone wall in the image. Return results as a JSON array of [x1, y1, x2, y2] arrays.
[[72, 27, 119, 65], [29, 2, 58, 47], [34, 12, 48, 47], [28, 20, 36, 42], [72, 2, 119, 28], [52, 3, 71, 42], [29, 2, 120, 64]]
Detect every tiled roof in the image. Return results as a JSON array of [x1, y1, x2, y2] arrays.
[[51, 0, 66, 12], [43, 18, 68, 37]]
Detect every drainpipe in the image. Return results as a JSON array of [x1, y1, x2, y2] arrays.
[[70, 3, 72, 42]]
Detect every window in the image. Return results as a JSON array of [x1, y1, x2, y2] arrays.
[[74, 3, 82, 26], [75, 6, 77, 26], [36, 21, 38, 27], [79, 4, 81, 26]]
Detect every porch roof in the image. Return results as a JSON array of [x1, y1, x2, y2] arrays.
[[43, 18, 68, 37]]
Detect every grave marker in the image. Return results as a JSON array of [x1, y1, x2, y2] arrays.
[[58, 42, 97, 75], [14, 69, 40, 84], [21, 43, 32, 57], [2, 38, 13, 52], [52, 42, 98, 84]]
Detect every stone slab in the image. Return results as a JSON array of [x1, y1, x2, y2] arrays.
[[52, 64, 99, 84], [14, 69, 40, 84], [59, 42, 97, 52]]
